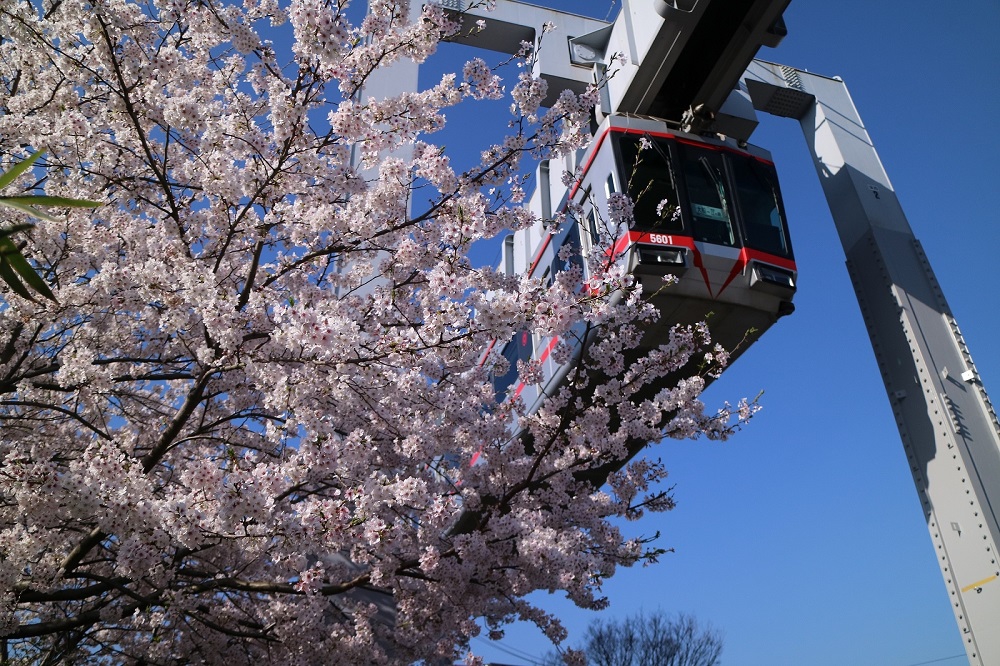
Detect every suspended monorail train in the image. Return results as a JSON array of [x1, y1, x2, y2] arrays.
[[492, 114, 796, 410]]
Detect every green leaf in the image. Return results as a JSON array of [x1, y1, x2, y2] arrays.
[[0, 150, 92, 303], [0, 199, 61, 222], [0, 151, 44, 190], [0, 223, 34, 240], [0, 237, 56, 301], [0, 254, 37, 302], [0, 195, 101, 208]]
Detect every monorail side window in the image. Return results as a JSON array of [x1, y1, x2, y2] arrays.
[[680, 145, 737, 247], [615, 134, 683, 234], [731, 156, 792, 258], [586, 208, 599, 251], [551, 218, 586, 279], [493, 330, 533, 400]]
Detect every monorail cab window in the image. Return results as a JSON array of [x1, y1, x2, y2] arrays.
[[614, 134, 683, 235], [678, 143, 737, 247], [731, 156, 793, 259]]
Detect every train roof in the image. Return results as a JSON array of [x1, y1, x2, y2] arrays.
[[593, 114, 776, 162]]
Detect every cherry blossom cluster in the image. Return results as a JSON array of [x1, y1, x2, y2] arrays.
[[0, 0, 752, 663]]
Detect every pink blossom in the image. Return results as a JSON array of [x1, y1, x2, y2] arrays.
[[0, 0, 751, 662]]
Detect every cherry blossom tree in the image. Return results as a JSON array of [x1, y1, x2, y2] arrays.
[[0, 0, 751, 663]]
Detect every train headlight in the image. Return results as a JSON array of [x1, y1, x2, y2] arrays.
[[637, 246, 686, 266], [750, 262, 796, 292]]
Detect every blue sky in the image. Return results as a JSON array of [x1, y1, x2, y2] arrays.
[[427, 1, 1000, 664]]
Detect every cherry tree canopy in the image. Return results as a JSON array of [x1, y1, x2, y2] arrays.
[[0, 0, 750, 662]]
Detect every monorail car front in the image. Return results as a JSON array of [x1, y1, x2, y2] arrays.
[[493, 115, 796, 412]]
